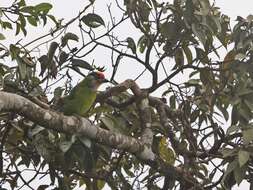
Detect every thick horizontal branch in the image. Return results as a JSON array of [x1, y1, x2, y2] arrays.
[[0, 91, 155, 161]]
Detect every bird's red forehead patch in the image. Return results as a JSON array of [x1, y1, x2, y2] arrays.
[[96, 71, 105, 79]]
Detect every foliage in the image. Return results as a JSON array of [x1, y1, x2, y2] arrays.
[[1, 0, 253, 189]]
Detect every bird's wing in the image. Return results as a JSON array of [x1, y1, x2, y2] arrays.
[[65, 82, 81, 100]]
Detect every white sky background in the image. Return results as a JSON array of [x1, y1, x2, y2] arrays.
[[1, 0, 253, 189]]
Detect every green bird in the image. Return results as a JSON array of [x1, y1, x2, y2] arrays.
[[60, 71, 108, 116]]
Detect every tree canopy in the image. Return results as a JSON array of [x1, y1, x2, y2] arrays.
[[0, 0, 253, 189]]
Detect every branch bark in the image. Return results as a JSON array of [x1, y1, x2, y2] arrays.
[[0, 91, 155, 161]]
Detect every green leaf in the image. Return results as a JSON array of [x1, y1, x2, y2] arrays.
[[18, 14, 27, 36], [238, 150, 249, 167], [221, 148, 236, 158], [101, 115, 127, 134], [199, 0, 210, 16], [30, 125, 45, 136], [71, 59, 94, 71], [195, 47, 209, 64], [19, 6, 35, 14], [78, 136, 92, 148], [192, 23, 206, 46], [16, 56, 27, 80], [97, 180, 105, 190], [47, 14, 58, 26], [159, 137, 175, 165], [231, 106, 239, 125], [59, 51, 69, 65], [1, 21, 12, 29], [234, 165, 246, 185], [190, 109, 200, 122], [137, 35, 148, 53], [81, 13, 105, 28], [226, 125, 239, 134], [160, 22, 177, 40], [170, 95, 176, 109], [17, 0, 26, 7], [16, 23, 21, 35], [0, 33, 5, 40], [9, 44, 20, 59], [182, 45, 192, 64], [59, 140, 73, 153], [138, 1, 151, 22], [47, 42, 58, 62], [54, 87, 64, 98], [35, 3, 52, 13], [243, 128, 253, 145], [38, 55, 49, 77], [224, 159, 238, 178], [27, 16, 38, 26], [61, 32, 79, 47], [126, 37, 136, 54], [174, 48, 184, 67]]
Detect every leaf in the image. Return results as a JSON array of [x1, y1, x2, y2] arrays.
[[37, 185, 50, 190], [190, 109, 200, 122], [71, 59, 94, 71], [192, 23, 206, 46], [35, 3, 52, 13], [15, 23, 21, 36], [231, 106, 239, 125], [160, 22, 177, 40], [49, 60, 57, 78], [81, 13, 105, 28], [17, 0, 26, 7], [199, 0, 210, 16], [18, 14, 27, 36], [61, 32, 79, 47], [238, 150, 249, 167], [137, 35, 148, 53], [174, 48, 184, 67], [226, 125, 239, 134], [0, 33, 5, 40], [59, 140, 73, 153], [235, 53, 246, 60], [38, 55, 49, 77], [126, 37, 136, 54], [59, 51, 69, 65], [78, 136, 92, 148], [138, 1, 151, 22], [159, 137, 175, 165], [247, 14, 253, 22], [47, 42, 58, 62], [1, 21, 12, 29], [223, 159, 238, 179], [48, 14, 58, 26], [182, 45, 192, 64], [234, 165, 246, 185], [27, 16, 38, 26], [16, 56, 27, 80], [101, 115, 127, 134], [195, 47, 209, 64], [30, 125, 45, 136], [170, 95, 176, 109], [221, 148, 236, 158], [242, 128, 253, 145], [19, 6, 35, 14], [54, 87, 64, 98]]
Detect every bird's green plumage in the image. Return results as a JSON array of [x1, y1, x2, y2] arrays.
[[61, 74, 100, 116]]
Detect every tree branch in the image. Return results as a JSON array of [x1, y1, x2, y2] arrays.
[[0, 91, 155, 161]]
